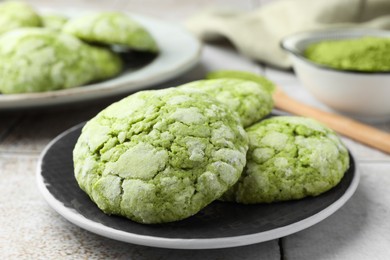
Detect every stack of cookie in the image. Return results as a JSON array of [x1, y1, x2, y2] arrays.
[[0, 1, 158, 94], [73, 71, 349, 224]]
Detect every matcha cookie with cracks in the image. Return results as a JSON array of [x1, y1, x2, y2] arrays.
[[0, 1, 42, 35], [222, 116, 349, 204], [180, 79, 273, 127], [63, 12, 158, 53], [0, 28, 122, 94], [73, 88, 248, 224]]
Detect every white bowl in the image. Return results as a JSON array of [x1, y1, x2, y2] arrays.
[[281, 29, 390, 122]]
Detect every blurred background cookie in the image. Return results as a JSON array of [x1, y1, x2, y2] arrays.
[[63, 12, 159, 53], [0, 1, 41, 35], [0, 28, 122, 94]]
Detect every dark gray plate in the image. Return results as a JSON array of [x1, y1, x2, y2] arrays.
[[36, 123, 359, 249]]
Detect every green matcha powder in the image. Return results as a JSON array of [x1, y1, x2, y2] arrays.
[[304, 36, 390, 72]]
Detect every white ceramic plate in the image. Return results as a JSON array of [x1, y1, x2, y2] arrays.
[[36, 122, 360, 249], [0, 10, 202, 109]]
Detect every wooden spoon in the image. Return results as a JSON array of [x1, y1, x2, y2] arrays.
[[273, 87, 390, 154]]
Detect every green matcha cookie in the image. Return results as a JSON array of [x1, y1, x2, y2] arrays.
[[0, 1, 42, 35], [89, 45, 123, 81], [180, 79, 273, 127], [222, 116, 349, 204], [0, 28, 122, 94], [41, 14, 68, 31], [206, 70, 276, 94], [73, 88, 248, 224], [63, 12, 158, 53]]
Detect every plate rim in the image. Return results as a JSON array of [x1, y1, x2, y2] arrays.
[[36, 123, 360, 249], [0, 11, 202, 109]]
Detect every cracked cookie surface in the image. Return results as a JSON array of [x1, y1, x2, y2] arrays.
[[0, 28, 122, 93], [63, 12, 158, 53], [180, 79, 273, 127], [73, 88, 248, 224], [222, 116, 349, 204]]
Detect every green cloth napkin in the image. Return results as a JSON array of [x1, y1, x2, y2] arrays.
[[186, 0, 390, 68]]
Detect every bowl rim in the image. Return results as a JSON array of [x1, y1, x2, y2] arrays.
[[280, 28, 390, 75]]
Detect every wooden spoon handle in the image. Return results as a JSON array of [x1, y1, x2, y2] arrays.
[[273, 88, 390, 154]]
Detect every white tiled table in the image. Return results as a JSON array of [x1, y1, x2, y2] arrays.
[[1, 1, 390, 259]]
